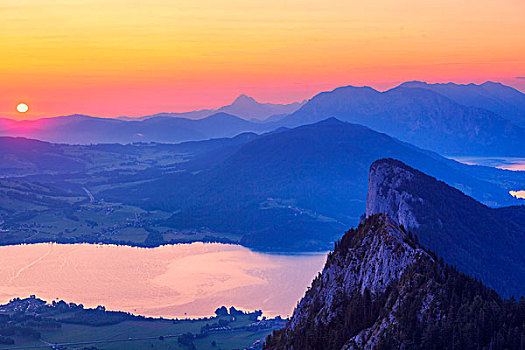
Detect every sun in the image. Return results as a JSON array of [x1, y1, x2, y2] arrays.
[[17, 103, 29, 113]]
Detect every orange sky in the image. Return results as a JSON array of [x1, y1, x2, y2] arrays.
[[1, 0, 524, 120]]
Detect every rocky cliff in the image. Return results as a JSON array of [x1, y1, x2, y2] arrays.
[[264, 160, 525, 349], [264, 214, 525, 350], [365, 158, 525, 297], [366, 159, 421, 229]]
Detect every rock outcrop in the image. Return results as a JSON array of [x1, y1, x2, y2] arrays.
[[264, 161, 525, 349], [366, 159, 421, 229], [264, 214, 525, 350], [366, 159, 525, 297], [267, 214, 429, 349]]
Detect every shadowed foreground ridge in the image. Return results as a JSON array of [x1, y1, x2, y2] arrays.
[[264, 214, 525, 350], [366, 158, 525, 297]]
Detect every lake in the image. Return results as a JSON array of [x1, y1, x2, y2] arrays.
[[0, 242, 326, 319], [450, 156, 525, 171], [450, 156, 525, 199]]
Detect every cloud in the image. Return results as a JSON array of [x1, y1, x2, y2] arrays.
[[516, 77, 525, 80]]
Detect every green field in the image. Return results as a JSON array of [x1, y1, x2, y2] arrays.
[[0, 140, 246, 248], [2, 319, 274, 350], [0, 298, 282, 350]]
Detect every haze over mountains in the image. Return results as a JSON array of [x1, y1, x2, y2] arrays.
[[2, 81, 525, 158], [1, 80, 524, 252], [1, 81, 525, 157], [400, 81, 525, 128], [100, 118, 524, 250], [282, 83, 525, 156], [0, 112, 278, 144], [2, 118, 524, 251], [118, 94, 306, 121], [0, 94, 303, 144]]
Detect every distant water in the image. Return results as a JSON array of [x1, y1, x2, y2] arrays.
[[450, 156, 525, 171], [450, 156, 525, 199], [0, 242, 326, 318], [510, 191, 525, 199]]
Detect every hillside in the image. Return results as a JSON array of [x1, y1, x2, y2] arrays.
[[264, 214, 525, 349], [281, 85, 525, 156], [0, 134, 260, 247], [366, 158, 525, 297], [0, 113, 273, 144], [400, 81, 525, 127], [1, 121, 524, 251], [101, 118, 524, 251]]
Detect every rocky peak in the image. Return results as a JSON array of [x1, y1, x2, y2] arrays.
[[265, 213, 525, 350], [265, 214, 431, 349], [264, 161, 525, 349], [366, 158, 421, 230], [365, 158, 525, 298], [231, 94, 258, 106]]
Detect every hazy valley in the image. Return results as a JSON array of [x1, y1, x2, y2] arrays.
[[1, 82, 524, 349]]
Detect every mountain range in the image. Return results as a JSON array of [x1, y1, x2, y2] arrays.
[[264, 160, 525, 349], [1, 81, 525, 157], [400, 81, 525, 128], [0, 112, 276, 144], [100, 118, 524, 251], [118, 94, 305, 121], [1, 118, 523, 250], [281, 83, 525, 156]]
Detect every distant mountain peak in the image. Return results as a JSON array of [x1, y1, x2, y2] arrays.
[[203, 112, 244, 120], [217, 94, 305, 120], [312, 117, 346, 126], [231, 94, 258, 105]]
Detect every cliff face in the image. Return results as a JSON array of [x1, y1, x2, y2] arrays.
[[265, 160, 525, 350], [265, 214, 525, 350], [366, 159, 421, 229], [287, 214, 425, 328], [266, 214, 430, 349], [365, 158, 525, 297]]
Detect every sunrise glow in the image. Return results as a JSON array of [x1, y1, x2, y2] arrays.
[[16, 103, 29, 113], [1, 0, 524, 119]]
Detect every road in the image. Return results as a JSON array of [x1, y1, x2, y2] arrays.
[[82, 186, 95, 203], [0, 333, 182, 350]]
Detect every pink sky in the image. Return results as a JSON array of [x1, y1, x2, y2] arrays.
[[1, 0, 524, 120]]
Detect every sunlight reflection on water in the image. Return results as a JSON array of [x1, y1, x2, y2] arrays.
[[0, 242, 326, 318], [450, 156, 525, 171], [510, 190, 525, 199]]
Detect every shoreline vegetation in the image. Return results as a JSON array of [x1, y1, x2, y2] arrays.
[[0, 237, 330, 255], [0, 235, 238, 250], [0, 296, 285, 349]]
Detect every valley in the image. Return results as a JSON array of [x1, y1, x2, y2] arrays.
[[1, 81, 525, 349], [4, 0, 525, 346], [1, 118, 524, 252]]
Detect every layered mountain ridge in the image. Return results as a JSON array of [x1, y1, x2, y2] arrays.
[[282, 84, 525, 156], [399, 81, 525, 127], [366, 158, 525, 297], [264, 214, 525, 349], [2, 82, 524, 157], [100, 118, 523, 251], [264, 160, 525, 349]]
